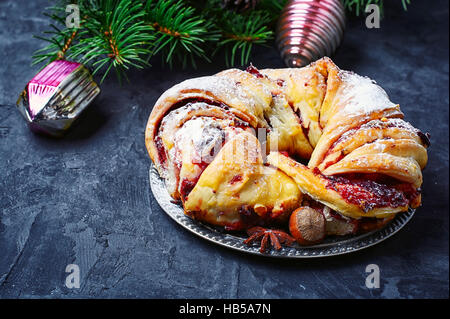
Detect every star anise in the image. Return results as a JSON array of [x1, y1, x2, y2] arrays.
[[243, 226, 296, 253]]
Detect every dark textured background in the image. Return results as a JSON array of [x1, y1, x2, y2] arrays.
[[0, 0, 448, 298]]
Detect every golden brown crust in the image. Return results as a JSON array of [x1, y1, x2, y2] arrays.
[[145, 57, 429, 227], [184, 132, 302, 230], [267, 152, 409, 219], [145, 71, 273, 170]]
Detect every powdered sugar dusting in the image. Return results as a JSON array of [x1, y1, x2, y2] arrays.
[[150, 61, 427, 214], [369, 139, 394, 152], [337, 71, 397, 116], [167, 75, 264, 116], [361, 118, 416, 131], [335, 118, 417, 148]]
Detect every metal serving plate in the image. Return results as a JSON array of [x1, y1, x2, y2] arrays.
[[149, 165, 415, 258]]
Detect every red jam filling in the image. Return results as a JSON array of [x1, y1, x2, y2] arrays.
[[320, 172, 419, 212], [230, 174, 243, 184], [328, 209, 349, 222], [155, 136, 167, 165], [224, 205, 267, 231], [170, 97, 226, 110], [291, 106, 310, 138], [179, 178, 196, 200], [245, 65, 264, 78]]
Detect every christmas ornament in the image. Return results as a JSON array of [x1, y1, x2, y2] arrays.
[[276, 0, 346, 67], [16, 60, 100, 137], [32, 1, 408, 83]]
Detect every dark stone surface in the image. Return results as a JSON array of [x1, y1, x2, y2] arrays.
[[0, 0, 448, 298]]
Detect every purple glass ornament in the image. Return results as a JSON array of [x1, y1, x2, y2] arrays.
[[16, 60, 100, 137], [276, 0, 346, 67]]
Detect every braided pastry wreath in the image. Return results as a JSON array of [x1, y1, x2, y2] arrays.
[[145, 57, 430, 252]]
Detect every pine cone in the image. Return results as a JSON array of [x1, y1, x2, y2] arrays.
[[222, 0, 260, 12]]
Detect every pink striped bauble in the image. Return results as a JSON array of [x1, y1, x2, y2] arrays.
[[276, 0, 346, 67]]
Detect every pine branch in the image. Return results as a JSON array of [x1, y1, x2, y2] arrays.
[[32, 0, 412, 84], [144, 0, 219, 68], [32, 5, 82, 65], [216, 10, 274, 66], [68, 0, 154, 83], [33, 0, 154, 83]]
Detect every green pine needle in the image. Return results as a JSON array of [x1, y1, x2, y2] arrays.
[[216, 10, 273, 66], [32, 0, 412, 84], [68, 0, 154, 83], [144, 0, 219, 68]]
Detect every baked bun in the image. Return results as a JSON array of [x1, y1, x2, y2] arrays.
[[145, 57, 429, 232]]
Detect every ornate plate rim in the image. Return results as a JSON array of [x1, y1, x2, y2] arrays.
[[149, 165, 415, 258]]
